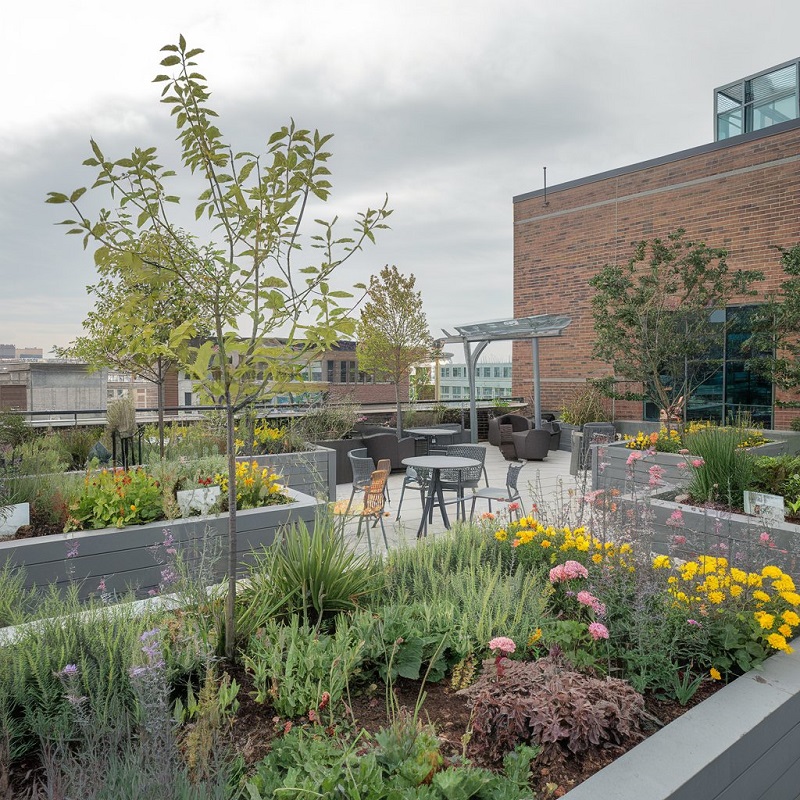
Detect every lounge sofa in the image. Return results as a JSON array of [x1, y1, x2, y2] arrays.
[[487, 414, 530, 446], [362, 433, 416, 471]]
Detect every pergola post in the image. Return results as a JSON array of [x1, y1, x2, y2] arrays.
[[531, 338, 541, 428]]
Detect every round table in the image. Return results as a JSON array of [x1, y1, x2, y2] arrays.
[[402, 455, 480, 537], [404, 427, 458, 452]]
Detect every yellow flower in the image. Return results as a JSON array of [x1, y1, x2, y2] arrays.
[[780, 591, 800, 606], [527, 628, 543, 646], [752, 590, 771, 603], [773, 576, 796, 593], [495, 529, 508, 542], [729, 585, 743, 597], [540, 540, 551, 548], [652, 555, 671, 569], [130, 505, 136, 511], [591, 553, 603, 564], [709, 667, 721, 681], [730, 568, 747, 583], [747, 573, 763, 587], [779, 624, 793, 638], [762, 565, 783, 579], [755, 612, 775, 629], [708, 591, 725, 605], [767, 633, 790, 651], [782, 610, 800, 626]]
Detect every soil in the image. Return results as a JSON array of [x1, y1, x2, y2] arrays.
[[222, 664, 721, 798]]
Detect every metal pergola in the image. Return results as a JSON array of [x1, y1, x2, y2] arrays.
[[439, 314, 572, 443]]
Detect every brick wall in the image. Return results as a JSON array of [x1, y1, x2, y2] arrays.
[[513, 120, 800, 428]]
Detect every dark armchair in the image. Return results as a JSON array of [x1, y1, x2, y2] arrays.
[[362, 433, 416, 471], [512, 429, 551, 461], [488, 414, 530, 446]]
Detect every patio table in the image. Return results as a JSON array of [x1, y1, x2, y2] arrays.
[[402, 455, 480, 538], [404, 427, 458, 452]]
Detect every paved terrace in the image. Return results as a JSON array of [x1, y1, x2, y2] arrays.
[[334, 444, 591, 554]]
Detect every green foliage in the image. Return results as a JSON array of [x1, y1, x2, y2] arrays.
[[357, 266, 435, 435], [0, 411, 32, 448], [589, 229, 763, 418], [244, 615, 364, 720], [56, 427, 100, 471], [292, 402, 362, 441], [65, 467, 163, 531], [559, 384, 608, 426], [745, 244, 800, 390], [751, 454, 800, 496], [237, 516, 383, 637], [0, 560, 36, 628], [683, 427, 756, 508], [106, 396, 137, 437]]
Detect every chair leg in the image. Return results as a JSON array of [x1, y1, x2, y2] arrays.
[[395, 483, 407, 521], [379, 515, 389, 551], [470, 496, 478, 521], [345, 486, 357, 516]]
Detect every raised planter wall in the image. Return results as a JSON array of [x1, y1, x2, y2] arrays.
[[592, 439, 789, 493], [563, 639, 800, 799], [0, 488, 320, 601], [238, 445, 336, 500]]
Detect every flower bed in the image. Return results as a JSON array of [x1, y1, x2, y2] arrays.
[[0, 487, 319, 601]]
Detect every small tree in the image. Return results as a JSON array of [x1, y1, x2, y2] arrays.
[[47, 37, 390, 657], [744, 244, 800, 395], [55, 231, 204, 457], [356, 266, 434, 437], [589, 230, 763, 426]]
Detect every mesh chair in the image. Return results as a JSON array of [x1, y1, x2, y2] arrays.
[[345, 448, 376, 515], [440, 444, 488, 520], [395, 466, 430, 521], [470, 462, 525, 521], [356, 469, 390, 554]]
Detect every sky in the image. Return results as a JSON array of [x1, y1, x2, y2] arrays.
[[2, 0, 800, 362]]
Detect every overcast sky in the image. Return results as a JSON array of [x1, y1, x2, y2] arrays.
[[2, 0, 800, 361]]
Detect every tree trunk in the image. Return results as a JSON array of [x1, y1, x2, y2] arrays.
[[225, 400, 238, 660], [395, 384, 403, 439], [157, 357, 166, 459]]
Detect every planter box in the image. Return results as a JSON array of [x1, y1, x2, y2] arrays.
[[621, 492, 800, 563], [563, 638, 800, 799], [592, 439, 789, 493], [237, 445, 335, 500], [311, 438, 365, 484], [559, 423, 579, 452], [0, 502, 29, 535], [0, 488, 319, 601]]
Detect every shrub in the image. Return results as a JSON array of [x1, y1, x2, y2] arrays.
[[683, 427, 756, 508], [293, 403, 361, 441], [457, 655, 644, 762], [560, 385, 607, 426]]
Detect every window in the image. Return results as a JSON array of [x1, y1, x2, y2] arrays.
[[441, 385, 450, 396], [326, 361, 334, 383], [503, 367, 511, 378], [644, 305, 772, 426], [716, 60, 800, 141], [442, 367, 450, 378], [494, 367, 501, 378], [452, 386, 461, 397], [184, 392, 193, 406]]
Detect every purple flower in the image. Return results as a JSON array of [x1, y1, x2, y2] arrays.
[[61, 664, 79, 676], [65, 541, 80, 559]]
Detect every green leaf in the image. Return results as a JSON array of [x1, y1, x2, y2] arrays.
[[160, 55, 181, 67], [45, 192, 69, 204]]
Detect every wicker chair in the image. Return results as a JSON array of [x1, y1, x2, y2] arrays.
[[345, 448, 375, 515], [487, 414, 530, 446], [355, 469, 390, 554]]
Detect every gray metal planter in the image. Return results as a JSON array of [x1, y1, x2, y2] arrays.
[[237, 445, 336, 500], [0, 488, 320, 601], [563, 638, 800, 799]]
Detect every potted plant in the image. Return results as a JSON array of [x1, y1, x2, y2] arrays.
[[559, 384, 610, 451]]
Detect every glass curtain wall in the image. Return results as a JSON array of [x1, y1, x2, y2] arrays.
[[644, 305, 773, 426]]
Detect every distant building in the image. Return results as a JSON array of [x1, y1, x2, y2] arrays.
[[0, 345, 44, 361], [0, 361, 108, 416], [0, 344, 15, 360], [438, 361, 512, 403]]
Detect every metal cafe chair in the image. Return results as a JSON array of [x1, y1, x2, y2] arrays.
[[470, 461, 525, 521], [345, 448, 375, 515]]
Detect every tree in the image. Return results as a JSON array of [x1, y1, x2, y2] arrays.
[[55, 231, 205, 458], [47, 37, 391, 658], [356, 266, 434, 436], [589, 230, 763, 425], [744, 244, 800, 395]]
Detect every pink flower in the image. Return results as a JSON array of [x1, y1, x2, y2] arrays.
[[648, 464, 665, 488], [549, 560, 589, 583], [588, 622, 609, 640], [687, 619, 702, 627], [666, 509, 684, 528], [488, 636, 516, 655], [691, 459, 705, 468], [672, 535, 687, 545], [508, 502, 520, 512], [759, 532, 771, 543], [626, 451, 642, 466], [576, 590, 606, 617]]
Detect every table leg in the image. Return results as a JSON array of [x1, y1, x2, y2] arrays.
[[416, 468, 451, 538]]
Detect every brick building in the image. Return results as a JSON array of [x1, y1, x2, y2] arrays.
[[513, 58, 800, 429]]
